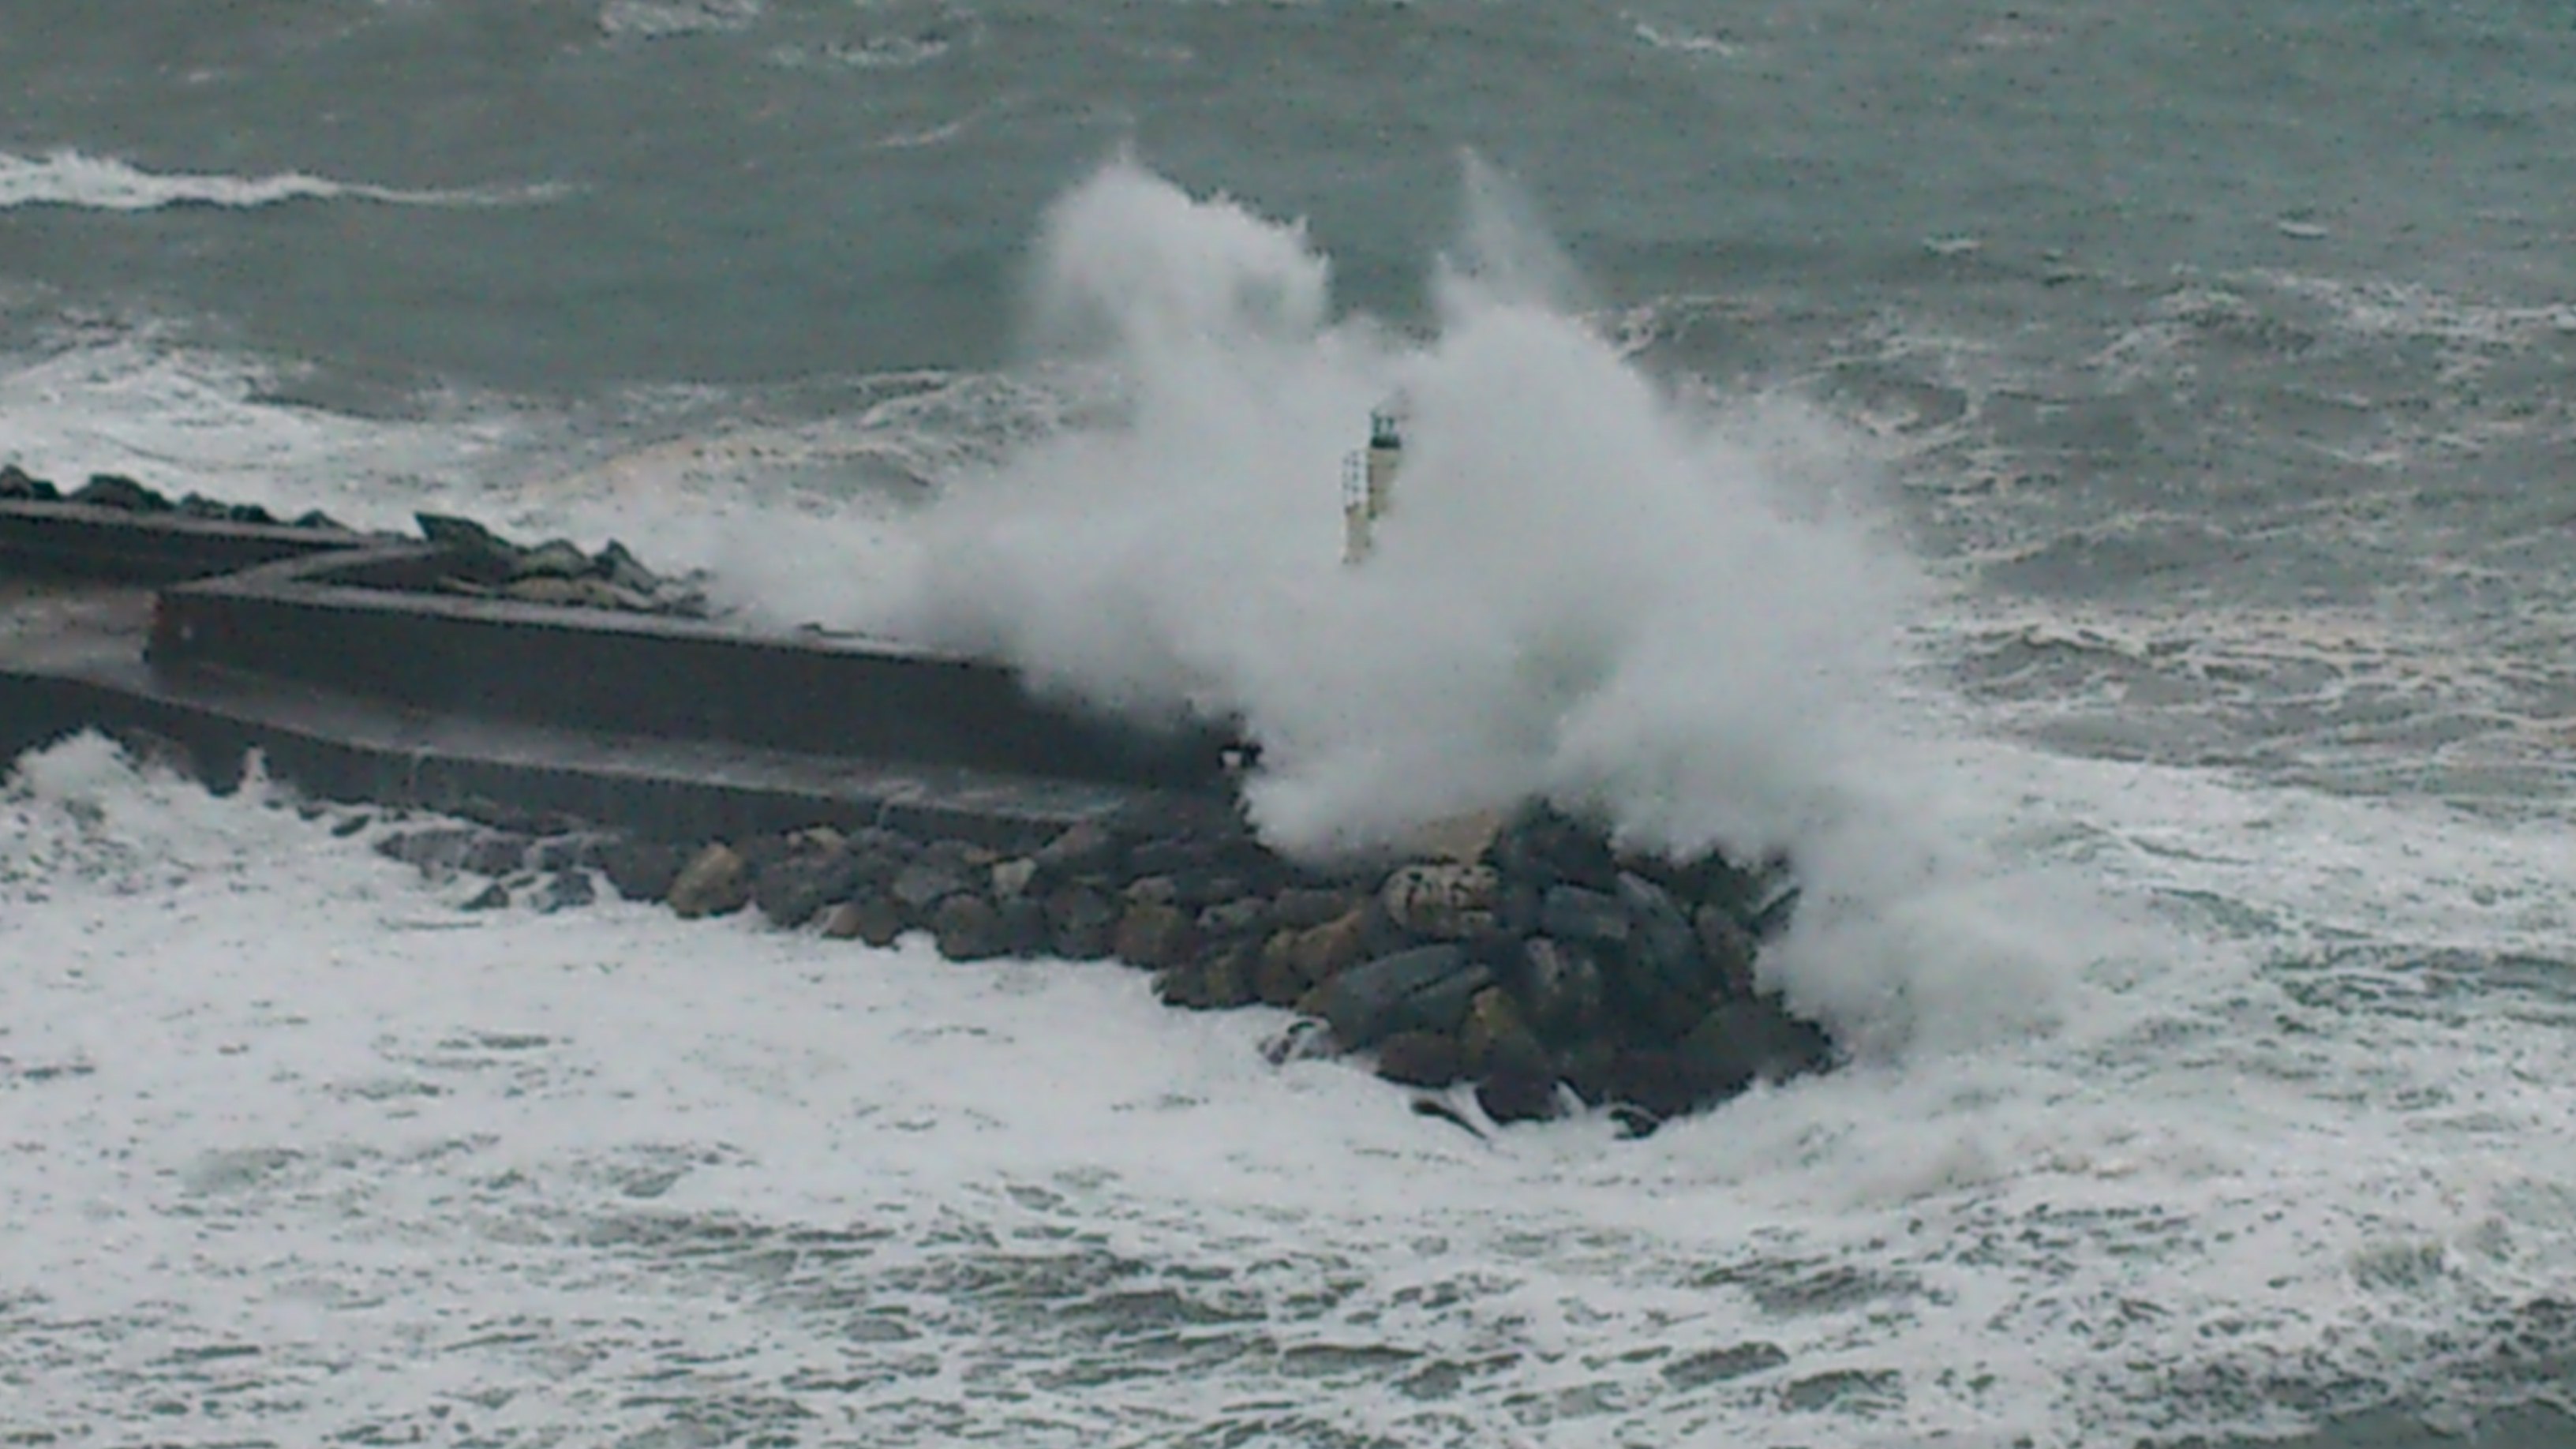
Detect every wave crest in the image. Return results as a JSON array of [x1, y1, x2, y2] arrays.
[[0, 149, 563, 212]]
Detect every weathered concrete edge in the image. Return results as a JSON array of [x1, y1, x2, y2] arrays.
[[152, 543, 1248, 792], [0, 656, 1167, 850]]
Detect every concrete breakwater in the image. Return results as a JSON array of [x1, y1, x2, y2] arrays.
[[2, 471, 1837, 1131]]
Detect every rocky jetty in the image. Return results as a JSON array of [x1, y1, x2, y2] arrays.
[[1, 463, 348, 530], [0, 464, 710, 619], [370, 797, 1835, 1133], [410, 511, 711, 619]]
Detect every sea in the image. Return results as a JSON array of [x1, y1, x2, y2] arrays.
[[6, 2, 2576, 1445]]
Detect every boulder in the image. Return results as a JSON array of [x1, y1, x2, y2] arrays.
[[0, 464, 58, 500], [73, 473, 170, 511], [1744, 859, 1803, 941], [374, 826, 481, 877], [1515, 937, 1604, 1041], [990, 857, 1040, 903], [822, 893, 906, 948], [1379, 862, 1502, 940], [1541, 885, 1630, 946], [1283, 904, 1372, 986], [1160, 946, 1255, 1011], [1195, 896, 1270, 942], [1460, 987, 1548, 1078], [754, 847, 864, 930], [597, 839, 687, 903], [1032, 820, 1121, 881], [505, 576, 652, 611], [1373, 1032, 1466, 1088], [1312, 945, 1492, 1050], [668, 843, 751, 919], [415, 511, 515, 578], [1112, 900, 1194, 970], [596, 540, 663, 594], [460, 881, 511, 912], [932, 894, 1009, 961], [890, 857, 972, 915], [1252, 935, 1311, 1007], [510, 538, 592, 580], [1000, 897, 1050, 957], [1678, 999, 1837, 1096], [1492, 802, 1619, 892], [1122, 874, 1180, 908], [1044, 886, 1118, 960], [1474, 1063, 1562, 1125], [1618, 871, 1703, 993], [535, 869, 597, 914], [1270, 887, 1357, 931], [1692, 904, 1758, 999]]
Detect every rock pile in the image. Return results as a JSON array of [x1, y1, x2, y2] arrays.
[[0, 463, 349, 530], [372, 796, 1835, 1133], [412, 512, 710, 618]]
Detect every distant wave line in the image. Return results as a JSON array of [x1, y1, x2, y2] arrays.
[[0, 149, 568, 213]]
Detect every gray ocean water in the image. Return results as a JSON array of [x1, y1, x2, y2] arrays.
[[5, 3, 2576, 1446]]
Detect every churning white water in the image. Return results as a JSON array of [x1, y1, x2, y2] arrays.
[[8, 162, 2576, 1448]]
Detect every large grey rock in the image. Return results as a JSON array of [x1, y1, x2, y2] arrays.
[[933, 894, 1009, 961], [1679, 999, 1836, 1095], [890, 858, 972, 915], [1516, 937, 1604, 1040], [1314, 945, 1493, 1050], [1541, 885, 1630, 945], [822, 894, 906, 948], [1492, 802, 1620, 891], [1372, 1032, 1466, 1088], [0, 464, 59, 500], [415, 511, 515, 577], [1379, 863, 1502, 940], [1270, 887, 1357, 931], [1044, 886, 1118, 960], [510, 538, 592, 580], [535, 869, 597, 914], [1693, 903, 1758, 998], [1032, 820, 1121, 881], [1113, 900, 1194, 969], [597, 839, 687, 902], [1618, 871, 1702, 992], [73, 473, 170, 512], [754, 847, 864, 930]]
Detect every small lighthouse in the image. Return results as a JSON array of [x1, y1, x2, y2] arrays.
[[1342, 400, 1406, 566]]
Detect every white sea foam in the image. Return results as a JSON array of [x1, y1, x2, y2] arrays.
[[0, 149, 561, 212], [597, 0, 762, 40], [4, 736, 2571, 1447]]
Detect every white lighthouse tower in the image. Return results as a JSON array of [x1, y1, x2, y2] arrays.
[[1341, 399, 1406, 566]]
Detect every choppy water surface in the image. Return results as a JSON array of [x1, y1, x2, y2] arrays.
[[5, 2, 2576, 1444]]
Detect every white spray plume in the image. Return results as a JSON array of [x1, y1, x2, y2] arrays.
[[900, 158, 1923, 857], [882, 159, 2114, 1054]]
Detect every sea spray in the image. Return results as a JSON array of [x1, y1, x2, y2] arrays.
[[905, 159, 1908, 850], [893, 159, 2084, 1049]]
